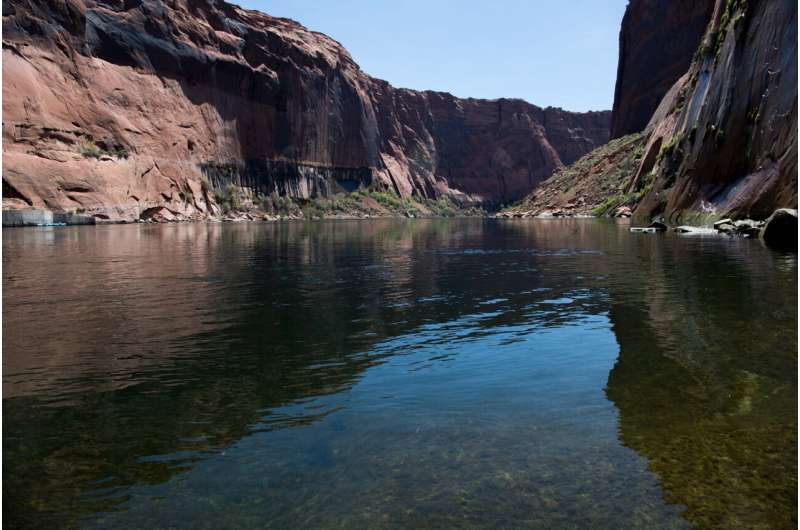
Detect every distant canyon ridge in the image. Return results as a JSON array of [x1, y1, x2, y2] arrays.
[[3, 0, 610, 221]]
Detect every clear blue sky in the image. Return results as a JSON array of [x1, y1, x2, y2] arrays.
[[235, 1, 628, 112]]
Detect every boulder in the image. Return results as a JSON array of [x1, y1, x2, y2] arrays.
[[760, 209, 798, 251], [613, 206, 632, 218], [139, 206, 177, 223], [730, 219, 763, 238]]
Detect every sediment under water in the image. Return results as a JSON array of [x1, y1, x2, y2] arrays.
[[3, 219, 796, 529]]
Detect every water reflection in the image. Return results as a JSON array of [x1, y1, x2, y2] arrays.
[[604, 243, 797, 529], [3, 219, 796, 529]]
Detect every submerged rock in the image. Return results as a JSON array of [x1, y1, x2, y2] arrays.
[[648, 221, 668, 231], [760, 209, 798, 251], [675, 226, 718, 235]]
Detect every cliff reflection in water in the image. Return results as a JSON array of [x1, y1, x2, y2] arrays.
[[4, 221, 475, 527], [605, 242, 797, 529], [3, 219, 796, 529]]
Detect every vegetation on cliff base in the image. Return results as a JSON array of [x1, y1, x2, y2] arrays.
[[202, 180, 486, 220], [502, 133, 646, 217]]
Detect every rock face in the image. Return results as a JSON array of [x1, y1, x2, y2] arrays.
[[634, 0, 798, 223], [532, 0, 796, 225], [2, 0, 610, 221], [610, 0, 715, 138], [500, 133, 646, 218]]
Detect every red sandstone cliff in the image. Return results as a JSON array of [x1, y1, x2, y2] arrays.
[[510, 0, 797, 224], [2, 0, 610, 221], [610, 0, 715, 139], [632, 0, 797, 223]]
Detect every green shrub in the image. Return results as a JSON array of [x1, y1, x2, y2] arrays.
[[214, 183, 243, 213], [591, 196, 623, 217], [80, 139, 102, 158], [79, 138, 129, 159], [200, 175, 212, 193], [111, 145, 129, 159], [178, 189, 194, 204], [256, 192, 303, 217]]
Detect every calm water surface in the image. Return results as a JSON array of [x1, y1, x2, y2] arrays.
[[3, 219, 797, 529]]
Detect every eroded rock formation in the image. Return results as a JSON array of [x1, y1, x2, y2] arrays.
[[511, 0, 797, 225], [633, 0, 798, 223], [499, 133, 646, 218], [610, 0, 715, 138], [2, 0, 610, 221]]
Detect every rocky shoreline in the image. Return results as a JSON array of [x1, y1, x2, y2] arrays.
[[2, 204, 481, 227], [494, 205, 798, 250], [8, 205, 794, 252], [629, 209, 798, 250]]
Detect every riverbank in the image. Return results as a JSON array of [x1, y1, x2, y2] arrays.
[[2, 209, 97, 227], [2, 190, 488, 227]]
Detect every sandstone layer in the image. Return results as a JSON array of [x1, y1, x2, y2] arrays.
[[511, 0, 797, 225], [500, 133, 645, 218], [610, 0, 715, 139], [2, 0, 610, 222], [634, 0, 797, 223]]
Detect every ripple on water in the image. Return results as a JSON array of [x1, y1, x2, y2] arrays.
[[2, 219, 795, 529]]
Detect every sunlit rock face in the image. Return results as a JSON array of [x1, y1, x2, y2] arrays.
[[610, 0, 715, 138], [500, 0, 796, 224], [2, 0, 610, 220], [632, 0, 798, 223]]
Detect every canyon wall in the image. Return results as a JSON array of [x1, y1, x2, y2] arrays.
[[610, 0, 715, 139], [633, 0, 797, 223], [512, 0, 797, 224], [2, 0, 610, 221]]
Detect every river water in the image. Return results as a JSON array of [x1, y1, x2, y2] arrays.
[[3, 219, 796, 529]]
